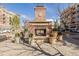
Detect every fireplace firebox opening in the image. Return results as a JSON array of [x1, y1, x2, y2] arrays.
[[35, 29, 46, 36]]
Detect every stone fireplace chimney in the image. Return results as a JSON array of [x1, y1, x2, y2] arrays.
[[34, 5, 46, 22]]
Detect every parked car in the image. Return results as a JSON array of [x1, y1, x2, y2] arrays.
[[69, 28, 76, 32], [0, 29, 11, 42], [0, 34, 7, 42], [75, 29, 79, 33], [69, 28, 79, 33]]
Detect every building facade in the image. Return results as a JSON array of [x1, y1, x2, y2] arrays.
[[60, 4, 79, 31], [0, 7, 19, 37]]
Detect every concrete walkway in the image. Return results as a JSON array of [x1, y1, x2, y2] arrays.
[[52, 42, 79, 56], [0, 39, 79, 56], [0, 40, 59, 56]]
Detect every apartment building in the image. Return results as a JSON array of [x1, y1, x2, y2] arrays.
[[60, 4, 79, 31], [0, 7, 19, 37]]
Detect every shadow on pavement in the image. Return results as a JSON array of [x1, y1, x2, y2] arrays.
[[23, 43, 64, 56], [63, 32, 79, 49]]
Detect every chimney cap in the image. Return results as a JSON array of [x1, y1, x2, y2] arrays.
[[36, 3, 44, 7]]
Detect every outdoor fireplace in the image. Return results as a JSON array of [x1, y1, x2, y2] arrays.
[[27, 5, 53, 44], [35, 28, 46, 36]]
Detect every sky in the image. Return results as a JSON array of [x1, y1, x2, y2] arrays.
[[1, 3, 70, 25]]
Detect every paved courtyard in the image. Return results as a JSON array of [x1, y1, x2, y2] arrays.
[[0, 40, 60, 56], [0, 36, 79, 56]]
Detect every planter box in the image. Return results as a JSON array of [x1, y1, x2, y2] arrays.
[[49, 31, 58, 44], [58, 35, 63, 41]]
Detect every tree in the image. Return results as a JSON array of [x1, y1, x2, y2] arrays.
[[56, 5, 69, 32], [10, 15, 20, 42], [53, 20, 60, 31], [10, 15, 20, 32], [61, 20, 69, 32]]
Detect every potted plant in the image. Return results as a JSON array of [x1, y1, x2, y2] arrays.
[[52, 28, 58, 44], [50, 20, 59, 44], [29, 33, 33, 45], [24, 29, 29, 43], [57, 31, 63, 41], [11, 30, 16, 43], [15, 32, 20, 43], [24, 28, 28, 32]]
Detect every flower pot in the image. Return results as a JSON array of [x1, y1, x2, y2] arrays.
[[29, 38, 32, 45], [49, 31, 58, 45], [53, 31, 58, 39], [58, 35, 63, 41], [52, 38, 57, 44], [15, 37, 20, 44]]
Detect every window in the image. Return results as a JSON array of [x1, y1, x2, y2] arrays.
[[77, 5, 79, 7], [3, 17, 5, 20], [77, 16, 79, 18], [3, 21, 5, 24], [72, 12, 76, 14], [71, 26, 76, 28], [72, 21, 75, 23], [76, 5, 79, 12], [72, 17, 75, 19], [77, 10, 79, 12], [3, 14, 5, 16]]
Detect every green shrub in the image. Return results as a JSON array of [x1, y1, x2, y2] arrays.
[[15, 32, 20, 37], [24, 29, 28, 32], [53, 28, 58, 31], [29, 33, 33, 38]]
